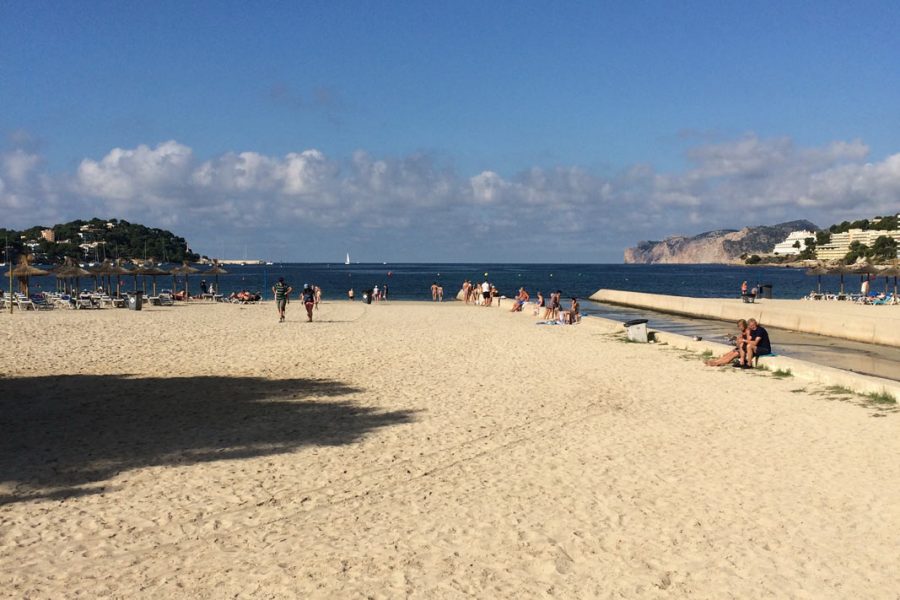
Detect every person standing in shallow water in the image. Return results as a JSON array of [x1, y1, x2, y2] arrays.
[[272, 277, 292, 323]]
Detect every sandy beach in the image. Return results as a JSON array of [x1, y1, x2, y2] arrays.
[[2, 300, 899, 598]]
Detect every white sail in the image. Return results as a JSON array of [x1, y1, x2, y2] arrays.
[[345, 252, 350, 265]]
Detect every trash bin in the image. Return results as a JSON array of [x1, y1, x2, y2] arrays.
[[760, 284, 773, 299], [127, 291, 143, 311], [623, 318, 649, 343]]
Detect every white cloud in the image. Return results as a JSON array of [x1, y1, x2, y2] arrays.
[[76, 141, 194, 201], [3, 134, 900, 259]]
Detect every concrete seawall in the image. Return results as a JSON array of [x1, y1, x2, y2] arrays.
[[575, 313, 900, 399], [589, 289, 900, 348]]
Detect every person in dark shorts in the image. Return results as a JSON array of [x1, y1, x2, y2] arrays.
[[272, 277, 292, 322], [743, 318, 772, 368], [301, 283, 316, 322]]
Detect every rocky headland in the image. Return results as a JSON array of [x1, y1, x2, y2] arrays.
[[624, 220, 818, 264]]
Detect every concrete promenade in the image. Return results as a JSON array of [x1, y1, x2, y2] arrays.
[[589, 289, 900, 347]]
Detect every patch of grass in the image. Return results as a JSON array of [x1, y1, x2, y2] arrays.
[[700, 350, 714, 359], [825, 385, 854, 396], [790, 388, 807, 394], [771, 368, 793, 378], [756, 363, 770, 372], [865, 390, 897, 405]]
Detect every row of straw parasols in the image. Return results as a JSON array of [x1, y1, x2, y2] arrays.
[[806, 261, 900, 296], [4, 256, 228, 298]]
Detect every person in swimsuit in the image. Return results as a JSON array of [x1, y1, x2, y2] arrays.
[[705, 319, 749, 366], [301, 283, 316, 322]]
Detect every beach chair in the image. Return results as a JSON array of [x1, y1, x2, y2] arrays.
[[157, 293, 175, 306], [30, 294, 54, 310], [75, 294, 94, 309], [14, 294, 35, 311], [54, 294, 75, 309]]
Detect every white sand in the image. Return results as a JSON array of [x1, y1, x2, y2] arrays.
[[2, 301, 899, 598]]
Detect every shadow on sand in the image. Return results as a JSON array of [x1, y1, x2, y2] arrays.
[[0, 374, 416, 505]]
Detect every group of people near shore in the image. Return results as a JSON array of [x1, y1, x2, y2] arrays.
[[460, 279, 497, 306], [705, 318, 772, 369], [347, 284, 387, 304], [272, 278, 320, 322], [459, 280, 580, 324]]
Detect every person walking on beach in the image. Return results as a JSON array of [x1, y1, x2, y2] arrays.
[[348, 288, 355, 301], [301, 283, 316, 322], [272, 277, 292, 322]]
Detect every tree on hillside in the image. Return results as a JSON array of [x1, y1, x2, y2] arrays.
[[871, 235, 898, 262]]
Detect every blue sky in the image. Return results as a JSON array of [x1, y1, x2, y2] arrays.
[[2, 1, 899, 261]]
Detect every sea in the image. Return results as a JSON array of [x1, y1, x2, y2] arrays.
[[26, 262, 874, 302]]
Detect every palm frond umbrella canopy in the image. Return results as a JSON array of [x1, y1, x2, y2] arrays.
[[847, 261, 875, 296], [90, 259, 117, 293], [134, 263, 170, 296], [805, 264, 831, 294], [113, 259, 133, 297], [879, 262, 900, 298], [204, 261, 228, 294], [169, 261, 201, 299], [3, 255, 49, 296], [54, 258, 91, 294]]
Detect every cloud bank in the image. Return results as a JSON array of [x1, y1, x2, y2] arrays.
[[1, 134, 898, 261]]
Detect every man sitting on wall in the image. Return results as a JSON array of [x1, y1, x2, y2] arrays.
[[741, 318, 771, 368]]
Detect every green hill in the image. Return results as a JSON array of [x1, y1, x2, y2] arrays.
[[1, 218, 199, 264]]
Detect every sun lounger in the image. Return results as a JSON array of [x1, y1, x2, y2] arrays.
[[14, 294, 35, 310], [30, 294, 54, 310]]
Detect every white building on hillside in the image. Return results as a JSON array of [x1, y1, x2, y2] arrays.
[[773, 230, 815, 255], [817, 228, 900, 260]]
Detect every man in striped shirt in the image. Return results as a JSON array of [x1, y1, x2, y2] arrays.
[[272, 277, 293, 322]]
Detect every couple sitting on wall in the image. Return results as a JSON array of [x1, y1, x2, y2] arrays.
[[705, 318, 771, 369]]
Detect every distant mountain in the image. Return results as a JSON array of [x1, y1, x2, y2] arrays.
[[624, 220, 819, 264]]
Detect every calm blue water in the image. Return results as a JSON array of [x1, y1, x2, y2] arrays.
[[23, 262, 880, 301]]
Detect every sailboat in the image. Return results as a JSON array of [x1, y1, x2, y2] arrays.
[[345, 252, 351, 265]]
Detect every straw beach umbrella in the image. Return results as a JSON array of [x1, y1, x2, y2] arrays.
[[169, 261, 200, 299], [54, 257, 91, 294], [805, 264, 830, 294], [880, 261, 900, 298], [91, 260, 118, 294], [847, 261, 874, 296], [204, 260, 228, 294], [3, 255, 49, 296], [135, 262, 169, 296], [113, 259, 133, 297]]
